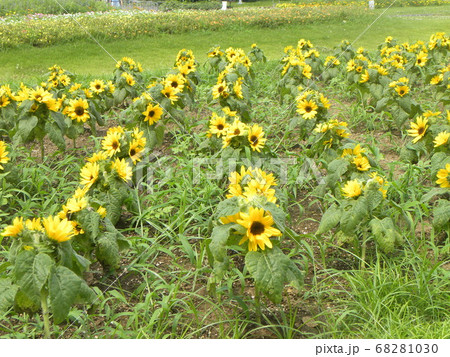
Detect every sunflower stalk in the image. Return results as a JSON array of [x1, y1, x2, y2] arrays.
[[40, 290, 51, 339], [40, 138, 45, 162], [254, 285, 262, 325]]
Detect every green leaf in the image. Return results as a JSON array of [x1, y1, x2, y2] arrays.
[[15, 251, 54, 301], [77, 209, 100, 240], [285, 260, 303, 292], [398, 97, 411, 114], [14, 116, 38, 143], [49, 266, 83, 324], [210, 223, 240, 263], [45, 121, 66, 151], [370, 217, 403, 253], [340, 198, 369, 235], [0, 278, 18, 311], [364, 184, 384, 212], [375, 97, 389, 113], [316, 203, 342, 235], [245, 246, 291, 304], [262, 201, 286, 233], [96, 234, 120, 269], [215, 197, 240, 220], [433, 199, 450, 230]]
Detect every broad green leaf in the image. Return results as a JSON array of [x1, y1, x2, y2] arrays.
[[14, 116, 38, 143], [215, 197, 241, 221], [340, 198, 368, 235], [15, 251, 54, 301], [245, 246, 291, 304], [96, 234, 120, 269], [49, 266, 83, 324], [370, 217, 403, 253], [0, 278, 18, 311], [210, 223, 241, 262], [316, 203, 342, 235], [285, 260, 303, 292], [77, 209, 100, 240], [364, 185, 384, 212], [398, 97, 411, 114], [433, 199, 450, 230], [262, 201, 286, 233], [45, 121, 66, 151]]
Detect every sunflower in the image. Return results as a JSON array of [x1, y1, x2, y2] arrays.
[[80, 162, 99, 189], [434, 131, 450, 147], [395, 85, 409, 97], [243, 180, 277, 204], [58, 75, 71, 87], [226, 119, 248, 139], [87, 151, 108, 163], [212, 81, 229, 99], [208, 113, 229, 137], [302, 64, 312, 79], [164, 74, 185, 93], [407, 116, 428, 143], [43, 216, 75, 243], [297, 99, 318, 119], [247, 124, 267, 152], [90, 79, 106, 94], [0, 95, 10, 108], [97, 206, 107, 218], [436, 164, 450, 188], [236, 207, 282, 252], [65, 196, 88, 214], [121, 72, 135, 86], [415, 51, 428, 67], [430, 74, 443, 85], [226, 183, 243, 199], [25, 218, 43, 231], [66, 98, 90, 123], [0, 141, 10, 170], [233, 80, 244, 99], [1, 217, 24, 237], [352, 155, 371, 171], [142, 103, 163, 125], [220, 212, 241, 224], [132, 127, 147, 147], [359, 70, 370, 83], [320, 94, 330, 109], [161, 86, 178, 103], [129, 140, 145, 164], [342, 180, 363, 198], [111, 158, 132, 182], [102, 131, 122, 157]]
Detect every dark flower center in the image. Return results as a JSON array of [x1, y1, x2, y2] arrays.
[[418, 127, 425, 135], [75, 106, 84, 116], [250, 221, 265, 235], [305, 106, 312, 112], [171, 81, 178, 88], [112, 141, 119, 150], [95, 84, 101, 89], [130, 148, 136, 156], [234, 129, 240, 135], [250, 135, 258, 145], [149, 110, 155, 117], [217, 124, 224, 130], [399, 90, 405, 95]]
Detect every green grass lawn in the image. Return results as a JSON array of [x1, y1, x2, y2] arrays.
[[1, 5, 449, 84]]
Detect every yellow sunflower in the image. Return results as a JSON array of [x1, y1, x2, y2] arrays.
[[90, 79, 106, 94], [407, 116, 428, 143], [359, 70, 370, 83], [1, 217, 24, 237], [42, 216, 75, 243], [111, 158, 132, 182], [342, 180, 363, 198], [212, 81, 229, 99], [65, 196, 88, 214], [436, 164, 450, 188], [66, 98, 90, 123], [163, 74, 185, 93], [395, 85, 409, 97], [25, 218, 43, 231], [247, 124, 267, 152], [434, 131, 450, 147], [129, 140, 145, 164], [80, 162, 99, 189], [415, 51, 428, 67], [102, 131, 122, 157], [142, 103, 163, 125], [236, 207, 282, 252], [297, 99, 318, 119], [87, 151, 108, 163], [233, 80, 244, 99], [161, 86, 178, 103], [208, 113, 229, 137], [352, 155, 371, 171], [97, 206, 107, 218], [0, 141, 10, 170], [121, 72, 135, 86]]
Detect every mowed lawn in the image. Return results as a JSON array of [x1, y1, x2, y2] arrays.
[[1, 5, 449, 83]]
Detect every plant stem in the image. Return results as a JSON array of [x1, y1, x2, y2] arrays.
[[40, 291, 51, 339], [73, 137, 76, 149], [40, 139, 45, 162], [254, 286, 262, 325], [361, 237, 367, 271]]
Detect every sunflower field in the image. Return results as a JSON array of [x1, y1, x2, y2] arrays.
[[0, 7, 449, 338]]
